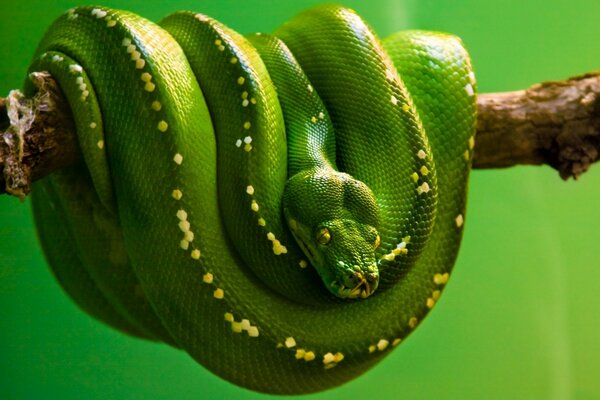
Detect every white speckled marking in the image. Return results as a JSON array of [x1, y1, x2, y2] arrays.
[[465, 83, 474, 97], [69, 64, 82, 74]]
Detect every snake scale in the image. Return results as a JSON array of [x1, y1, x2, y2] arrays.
[[27, 4, 476, 394]]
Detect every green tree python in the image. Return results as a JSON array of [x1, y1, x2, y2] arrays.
[[27, 4, 476, 394]]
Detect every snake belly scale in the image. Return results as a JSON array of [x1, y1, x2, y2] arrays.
[[27, 4, 476, 394]]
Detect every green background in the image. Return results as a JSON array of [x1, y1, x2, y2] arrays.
[[1, 0, 599, 399]]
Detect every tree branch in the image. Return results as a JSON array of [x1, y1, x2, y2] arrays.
[[1, 72, 79, 199], [2, 71, 600, 198], [474, 72, 600, 179]]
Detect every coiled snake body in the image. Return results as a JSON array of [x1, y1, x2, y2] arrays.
[[28, 4, 476, 394]]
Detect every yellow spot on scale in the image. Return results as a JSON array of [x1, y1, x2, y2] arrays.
[[368, 345, 376, 353], [246, 185, 254, 195], [157, 121, 168, 132], [179, 240, 189, 250], [243, 121, 251, 130], [333, 352, 344, 363], [420, 166, 429, 176], [231, 321, 242, 333], [126, 44, 136, 54], [173, 153, 183, 165], [417, 182, 430, 195], [172, 189, 183, 200], [318, 112, 325, 119], [242, 99, 249, 107], [251, 200, 259, 212], [214, 39, 222, 46], [272, 240, 287, 255], [295, 348, 305, 359], [151, 100, 162, 111], [324, 363, 337, 370], [267, 232, 275, 241], [191, 249, 201, 260], [323, 352, 335, 364], [426, 298, 435, 308], [106, 19, 116, 28], [218, 45, 225, 52], [258, 218, 266, 226], [250, 97, 257, 104], [244, 143, 253, 152], [97, 140, 104, 149], [224, 312, 234, 322], [299, 260, 308, 269], [247, 326, 259, 337], [144, 82, 155, 92], [89, 122, 97, 129], [122, 38, 131, 46], [213, 288, 224, 299], [183, 231, 194, 242], [411, 172, 419, 182], [455, 214, 464, 227], [402, 103, 410, 112], [230, 57, 238, 64], [141, 72, 152, 82], [392, 338, 402, 346], [176, 209, 187, 220], [135, 59, 145, 69], [241, 319, 251, 331], [469, 136, 475, 149], [304, 351, 315, 361], [383, 253, 395, 262], [464, 150, 470, 161], [433, 272, 449, 285], [408, 317, 418, 329], [417, 149, 427, 159], [131, 51, 141, 61], [237, 76, 245, 85], [203, 272, 213, 284], [285, 337, 296, 348], [377, 339, 389, 351], [307, 84, 313, 93], [432, 290, 441, 300], [311, 116, 318, 123]]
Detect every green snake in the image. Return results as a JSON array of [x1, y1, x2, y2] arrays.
[[27, 4, 476, 394]]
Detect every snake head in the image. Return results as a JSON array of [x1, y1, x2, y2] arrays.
[[284, 169, 380, 299]]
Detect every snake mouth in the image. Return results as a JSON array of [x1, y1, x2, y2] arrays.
[[331, 272, 378, 299]]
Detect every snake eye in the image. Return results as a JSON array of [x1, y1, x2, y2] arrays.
[[316, 227, 332, 245], [373, 234, 381, 250]]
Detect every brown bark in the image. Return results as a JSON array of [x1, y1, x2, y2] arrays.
[[1, 71, 600, 198], [1, 72, 79, 199], [474, 72, 600, 179]]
